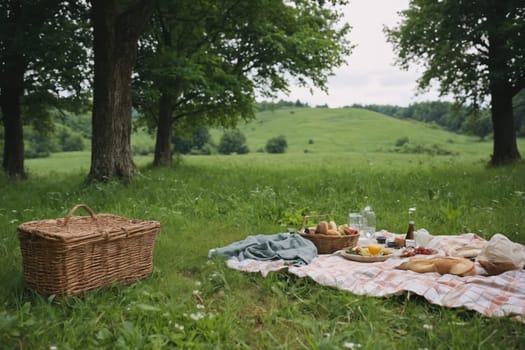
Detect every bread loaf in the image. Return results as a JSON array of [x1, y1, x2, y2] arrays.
[[316, 221, 329, 234], [396, 257, 475, 277], [326, 229, 340, 236], [478, 260, 517, 276]]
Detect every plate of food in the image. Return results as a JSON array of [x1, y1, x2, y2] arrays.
[[399, 246, 438, 258], [340, 244, 393, 262]]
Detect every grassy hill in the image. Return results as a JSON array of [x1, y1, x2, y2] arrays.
[[214, 106, 495, 157]]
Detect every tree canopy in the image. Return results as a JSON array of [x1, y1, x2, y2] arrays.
[[0, 1, 91, 179], [386, 0, 525, 165]]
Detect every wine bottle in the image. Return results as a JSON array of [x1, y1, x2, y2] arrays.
[[405, 221, 415, 247]]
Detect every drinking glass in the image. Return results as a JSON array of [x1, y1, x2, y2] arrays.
[[348, 213, 363, 232]]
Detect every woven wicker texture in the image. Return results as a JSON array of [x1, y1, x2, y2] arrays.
[[18, 204, 160, 296], [298, 215, 359, 254]]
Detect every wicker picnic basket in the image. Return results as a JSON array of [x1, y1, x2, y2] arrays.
[[18, 204, 160, 296], [298, 215, 359, 254]]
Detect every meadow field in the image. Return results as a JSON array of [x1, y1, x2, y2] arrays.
[[1, 107, 524, 349]]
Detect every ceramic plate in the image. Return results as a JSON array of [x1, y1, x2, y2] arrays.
[[340, 250, 392, 262]]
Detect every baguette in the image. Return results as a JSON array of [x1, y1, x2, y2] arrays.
[[396, 257, 475, 277]]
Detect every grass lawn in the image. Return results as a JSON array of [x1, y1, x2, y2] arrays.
[[1, 107, 524, 349]]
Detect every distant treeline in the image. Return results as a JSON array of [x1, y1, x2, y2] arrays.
[[350, 101, 492, 138], [351, 94, 525, 138], [255, 100, 311, 111], [258, 90, 525, 139]]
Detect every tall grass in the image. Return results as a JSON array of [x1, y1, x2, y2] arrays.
[[0, 151, 524, 349]]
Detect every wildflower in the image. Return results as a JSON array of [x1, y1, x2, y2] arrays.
[[50, 346, 58, 350], [196, 303, 205, 309], [174, 323, 184, 331], [189, 312, 205, 321], [192, 290, 202, 296], [423, 324, 433, 330], [343, 342, 362, 349], [195, 281, 202, 287]]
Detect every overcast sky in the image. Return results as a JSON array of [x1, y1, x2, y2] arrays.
[[277, 0, 447, 107]]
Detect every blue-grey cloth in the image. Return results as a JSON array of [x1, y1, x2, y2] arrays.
[[208, 233, 317, 266]]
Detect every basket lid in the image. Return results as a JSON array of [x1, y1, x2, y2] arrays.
[[18, 204, 160, 243]]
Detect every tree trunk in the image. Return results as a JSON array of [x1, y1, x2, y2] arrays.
[[490, 85, 521, 165], [486, 1, 521, 166], [0, 59, 27, 179], [0, 87, 26, 180], [88, 0, 155, 182], [153, 93, 174, 167], [0, 2, 28, 180]]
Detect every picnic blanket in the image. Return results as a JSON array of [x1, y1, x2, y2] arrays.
[[218, 233, 525, 319]]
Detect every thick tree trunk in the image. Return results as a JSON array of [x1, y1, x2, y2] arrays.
[[153, 93, 174, 167], [490, 85, 521, 165], [0, 2, 27, 180], [88, 0, 155, 182], [486, 2, 521, 166], [0, 59, 27, 179], [0, 85, 26, 179]]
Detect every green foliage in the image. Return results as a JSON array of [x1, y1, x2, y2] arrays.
[[395, 136, 409, 147], [218, 129, 249, 155], [23, 123, 86, 159], [0, 2, 92, 111], [24, 127, 53, 159], [393, 143, 458, 156], [56, 126, 84, 152], [131, 129, 155, 156], [56, 112, 92, 139], [173, 127, 212, 155], [385, 0, 525, 106], [462, 111, 493, 140], [265, 135, 288, 154], [255, 99, 310, 112]]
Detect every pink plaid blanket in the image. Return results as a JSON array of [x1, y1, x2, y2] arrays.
[[225, 236, 525, 319]]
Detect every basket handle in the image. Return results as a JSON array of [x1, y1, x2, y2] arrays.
[[300, 214, 332, 230], [63, 204, 97, 226]]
